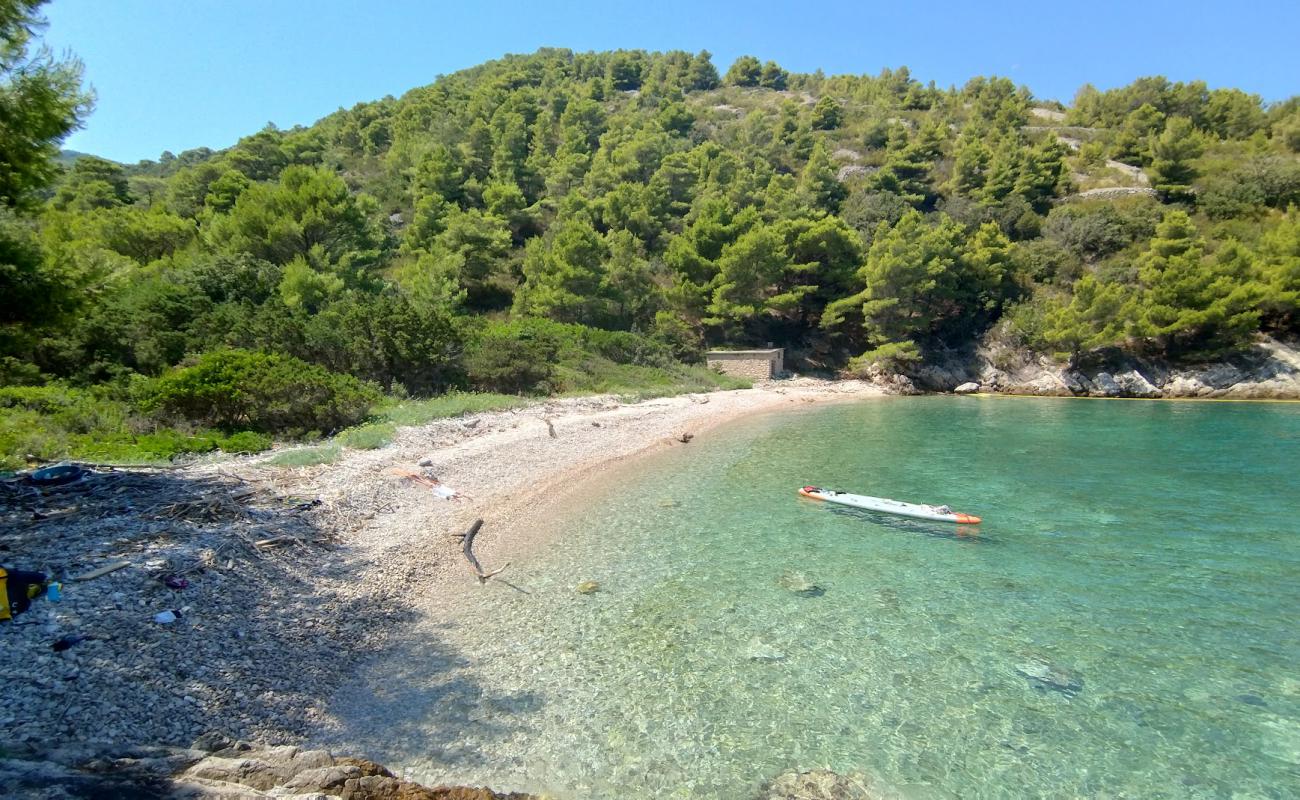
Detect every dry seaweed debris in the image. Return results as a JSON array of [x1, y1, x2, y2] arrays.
[[0, 465, 332, 577]]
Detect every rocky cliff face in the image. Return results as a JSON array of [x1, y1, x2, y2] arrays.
[[884, 337, 1300, 399]]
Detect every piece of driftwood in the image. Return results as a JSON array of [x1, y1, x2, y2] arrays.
[[70, 560, 131, 582], [460, 518, 510, 584], [676, 432, 695, 443], [253, 535, 300, 548]]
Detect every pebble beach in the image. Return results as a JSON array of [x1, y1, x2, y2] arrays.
[[0, 380, 882, 755]]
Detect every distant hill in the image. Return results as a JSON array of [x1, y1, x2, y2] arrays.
[[17, 49, 1300, 397], [55, 149, 107, 167]]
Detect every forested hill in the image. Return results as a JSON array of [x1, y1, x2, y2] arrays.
[[3, 43, 1300, 462]]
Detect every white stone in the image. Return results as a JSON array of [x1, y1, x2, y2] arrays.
[[1091, 372, 1122, 396], [1113, 370, 1160, 397]]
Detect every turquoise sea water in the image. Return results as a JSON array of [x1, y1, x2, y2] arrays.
[[334, 397, 1300, 798]]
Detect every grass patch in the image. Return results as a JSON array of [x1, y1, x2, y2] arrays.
[[375, 391, 527, 427], [217, 431, 273, 454], [265, 443, 342, 467], [1, 357, 748, 470], [556, 362, 752, 400], [0, 384, 273, 469], [336, 421, 396, 450]]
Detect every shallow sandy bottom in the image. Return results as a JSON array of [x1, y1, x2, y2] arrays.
[[250, 380, 883, 746]]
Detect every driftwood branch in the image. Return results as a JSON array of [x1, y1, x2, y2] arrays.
[[253, 535, 301, 549], [460, 518, 510, 584], [70, 560, 131, 582]]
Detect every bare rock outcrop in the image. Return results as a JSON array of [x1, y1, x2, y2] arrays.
[[174, 740, 540, 799], [0, 738, 537, 800], [898, 336, 1300, 399]]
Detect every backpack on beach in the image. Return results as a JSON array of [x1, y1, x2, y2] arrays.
[[0, 567, 53, 621]]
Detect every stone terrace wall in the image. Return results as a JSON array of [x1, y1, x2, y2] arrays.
[[706, 349, 783, 380]]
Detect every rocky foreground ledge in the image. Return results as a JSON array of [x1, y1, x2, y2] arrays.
[[0, 734, 539, 798], [0, 733, 897, 799]]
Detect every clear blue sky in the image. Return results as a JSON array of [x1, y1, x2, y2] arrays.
[[45, 0, 1300, 163]]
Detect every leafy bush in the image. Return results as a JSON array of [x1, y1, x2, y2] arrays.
[[1043, 199, 1161, 260], [0, 383, 254, 467], [74, 430, 221, 461], [291, 293, 465, 394], [0, 408, 67, 469], [463, 324, 557, 395], [649, 310, 704, 362], [462, 318, 684, 395], [218, 430, 273, 453], [140, 349, 380, 435], [0, 384, 128, 434], [1198, 156, 1300, 220]]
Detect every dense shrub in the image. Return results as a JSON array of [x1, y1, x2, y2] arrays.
[[1043, 199, 1162, 260], [463, 324, 558, 395], [0, 384, 262, 467], [0, 384, 129, 435], [217, 430, 273, 453], [1198, 156, 1300, 220], [1044, 204, 1132, 260], [292, 293, 465, 394], [461, 318, 681, 395], [140, 349, 380, 435]]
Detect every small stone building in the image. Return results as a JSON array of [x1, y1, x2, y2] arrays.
[[705, 348, 784, 380]]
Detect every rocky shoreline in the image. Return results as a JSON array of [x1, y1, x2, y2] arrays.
[[0, 736, 541, 799], [891, 336, 1300, 399], [4, 369, 1289, 798], [0, 734, 893, 799]]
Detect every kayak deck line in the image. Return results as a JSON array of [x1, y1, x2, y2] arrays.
[[798, 486, 982, 524]]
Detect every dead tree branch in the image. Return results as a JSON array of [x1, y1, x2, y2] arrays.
[[460, 518, 510, 584]]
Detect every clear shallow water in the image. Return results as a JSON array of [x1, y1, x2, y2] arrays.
[[339, 397, 1300, 799]]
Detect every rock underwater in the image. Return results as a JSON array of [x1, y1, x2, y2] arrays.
[[759, 768, 909, 799]]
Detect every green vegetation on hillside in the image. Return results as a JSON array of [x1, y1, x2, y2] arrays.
[[3, 0, 1298, 465]]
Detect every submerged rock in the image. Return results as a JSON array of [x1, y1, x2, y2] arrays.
[[1015, 657, 1083, 698], [745, 636, 786, 662], [177, 745, 543, 798], [758, 768, 900, 799], [777, 570, 825, 597], [575, 580, 600, 594]]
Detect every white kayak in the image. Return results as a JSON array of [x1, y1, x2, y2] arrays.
[[798, 486, 982, 524]]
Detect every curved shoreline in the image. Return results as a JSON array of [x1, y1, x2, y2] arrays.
[[262, 379, 885, 606], [0, 379, 883, 797], [6, 382, 1293, 797]]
